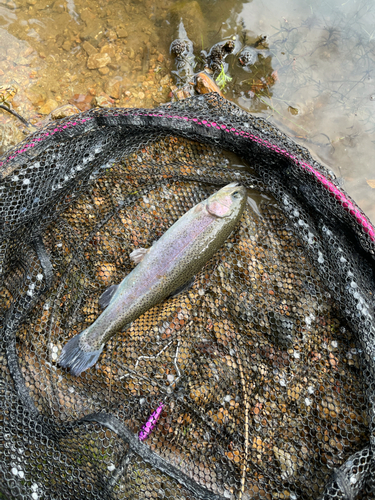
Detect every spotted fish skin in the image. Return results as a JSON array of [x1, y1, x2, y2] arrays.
[[59, 183, 247, 376]]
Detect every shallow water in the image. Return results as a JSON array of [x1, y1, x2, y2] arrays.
[[0, 0, 374, 222]]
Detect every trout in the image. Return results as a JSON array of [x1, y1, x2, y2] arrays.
[[59, 183, 247, 376]]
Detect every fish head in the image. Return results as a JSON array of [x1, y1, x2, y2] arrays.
[[206, 182, 247, 218]]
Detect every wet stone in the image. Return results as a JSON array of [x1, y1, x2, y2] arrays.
[[50, 104, 80, 120], [69, 94, 93, 112], [25, 88, 46, 107], [39, 98, 58, 115], [82, 41, 97, 56], [92, 94, 114, 108], [100, 44, 116, 58], [116, 26, 128, 38], [62, 41, 72, 52], [87, 52, 111, 70], [104, 77, 123, 100], [195, 72, 223, 96]]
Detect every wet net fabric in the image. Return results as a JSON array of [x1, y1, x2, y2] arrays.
[[0, 94, 375, 499]]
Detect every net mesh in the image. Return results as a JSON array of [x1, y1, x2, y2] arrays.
[[0, 93, 374, 499]]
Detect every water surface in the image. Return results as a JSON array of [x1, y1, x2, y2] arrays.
[[0, 0, 374, 221]]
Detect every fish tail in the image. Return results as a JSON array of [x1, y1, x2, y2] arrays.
[[58, 331, 104, 376]]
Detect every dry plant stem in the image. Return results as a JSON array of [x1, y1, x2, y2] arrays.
[[233, 338, 250, 500]]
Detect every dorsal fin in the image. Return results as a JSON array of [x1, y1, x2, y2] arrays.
[[129, 247, 149, 264]]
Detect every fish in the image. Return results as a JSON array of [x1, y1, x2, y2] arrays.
[[58, 182, 247, 376]]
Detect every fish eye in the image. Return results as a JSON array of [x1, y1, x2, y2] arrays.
[[232, 190, 240, 198]]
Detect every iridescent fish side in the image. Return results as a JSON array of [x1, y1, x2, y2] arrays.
[[58, 183, 247, 376]]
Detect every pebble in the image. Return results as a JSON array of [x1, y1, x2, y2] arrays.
[[116, 26, 128, 38], [104, 76, 123, 99], [92, 94, 114, 108], [39, 98, 58, 115], [25, 88, 46, 106], [87, 52, 111, 70], [82, 41, 97, 56], [100, 44, 116, 58], [69, 94, 93, 112], [50, 104, 80, 120]]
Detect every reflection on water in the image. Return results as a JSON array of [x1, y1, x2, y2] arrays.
[[0, 0, 374, 221]]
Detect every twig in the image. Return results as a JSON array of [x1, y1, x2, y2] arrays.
[[134, 340, 173, 369], [0, 104, 30, 127], [174, 339, 181, 381]]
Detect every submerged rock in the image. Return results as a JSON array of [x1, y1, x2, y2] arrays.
[[50, 104, 80, 120], [104, 76, 123, 99], [87, 52, 111, 70], [39, 99, 58, 115]]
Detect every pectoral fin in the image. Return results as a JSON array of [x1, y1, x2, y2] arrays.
[[99, 284, 119, 309], [169, 276, 195, 298]]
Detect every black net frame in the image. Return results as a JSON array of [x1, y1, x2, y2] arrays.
[[0, 93, 374, 499]]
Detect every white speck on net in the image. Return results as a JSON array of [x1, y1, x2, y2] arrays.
[[167, 374, 174, 383], [32, 493, 39, 500], [307, 232, 315, 244], [108, 463, 116, 472], [37, 274, 43, 280], [224, 395, 231, 402], [305, 398, 312, 406], [305, 313, 315, 326], [308, 386, 315, 394], [31, 484, 38, 492], [331, 340, 338, 348], [293, 351, 300, 359], [11, 467, 18, 476]]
